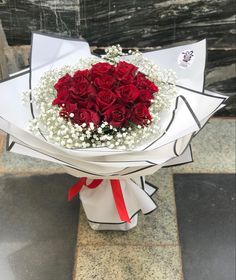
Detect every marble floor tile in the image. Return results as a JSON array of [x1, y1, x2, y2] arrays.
[[0, 174, 80, 280], [77, 169, 179, 246], [75, 245, 183, 280], [174, 174, 235, 280], [173, 118, 236, 173]]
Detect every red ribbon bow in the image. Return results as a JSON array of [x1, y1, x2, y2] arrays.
[[68, 178, 131, 223]]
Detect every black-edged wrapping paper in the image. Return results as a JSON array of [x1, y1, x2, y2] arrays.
[[0, 33, 228, 230]]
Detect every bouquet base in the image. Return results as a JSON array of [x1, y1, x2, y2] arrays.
[[88, 214, 138, 231], [76, 177, 158, 231]]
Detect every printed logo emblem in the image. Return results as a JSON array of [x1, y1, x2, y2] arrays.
[[178, 50, 195, 68]]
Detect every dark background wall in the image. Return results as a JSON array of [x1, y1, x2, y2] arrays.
[[0, 0, 235, 115]]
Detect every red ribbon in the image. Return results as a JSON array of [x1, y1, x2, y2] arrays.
[[68, 177, 131, 223]]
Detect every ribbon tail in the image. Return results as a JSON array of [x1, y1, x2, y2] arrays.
[[110, 179, 131, 223], [68, 177, 87, 201], [87, 179, 103, 189]]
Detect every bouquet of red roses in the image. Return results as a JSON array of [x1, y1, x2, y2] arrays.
[[0, 33, 227, 230], [25, 43, 175, 152], [53, 61, 156, 130]]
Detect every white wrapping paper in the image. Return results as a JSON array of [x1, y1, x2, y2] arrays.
[[0, 32, 228, 230]]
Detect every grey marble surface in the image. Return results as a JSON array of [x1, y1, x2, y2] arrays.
[[174, 174, 235, 280], [0, 174, 80, 280]]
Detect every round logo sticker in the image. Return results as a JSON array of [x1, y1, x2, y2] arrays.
[[178, 49, 195, 68]]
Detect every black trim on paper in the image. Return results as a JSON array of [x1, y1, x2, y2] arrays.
[[192, 101, 227, 139], [143, 206, 159, 216], [140, 176, 145, 190], [203, 38, 207, 93], [142, 94, 201, 152], [119, 164, 156, 176], [176, 84, 227, 101], [145, 180, 159, 193], [173, 132, 195, 157], [163, 144, 194, 168], [0, 70, 30, 84], [173, 141, 178, 157], [3, 130, 103, 177], [87, 205, 159, 226], [179, 95, 201, 129], [141, 180, 159, 211], [130, 178, 137, 186], [5, 133, 11, 151], [96, 159, 157, 165], [6, 139, 15, 152], [163, 159, 193, 168], [5, 126, 156, 173], [87, 211, 140, 225]]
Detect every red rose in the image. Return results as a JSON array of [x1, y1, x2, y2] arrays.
[[115, 61, 137, 83], [74, 69, 90, 79], [94, 75, 116, 89], [103, 104, 127, 128], [54, 73, 73, 91], [75, 99, 99, 111], [130, 103, 152, 125], [137, 89, 154, 107], [119, 73, 134, 85], [96, 90, 118, 112], [52, 88, 72, 106], [116, 85, 139, 104], [72, 73, 90, 93], [72, 83, 96, 102], [135, 72, 158, 93], [65, 102, 77, 113], [73, 108, 100, 126], [91, 62, 114, 78], [87, 101, 99, 112]]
